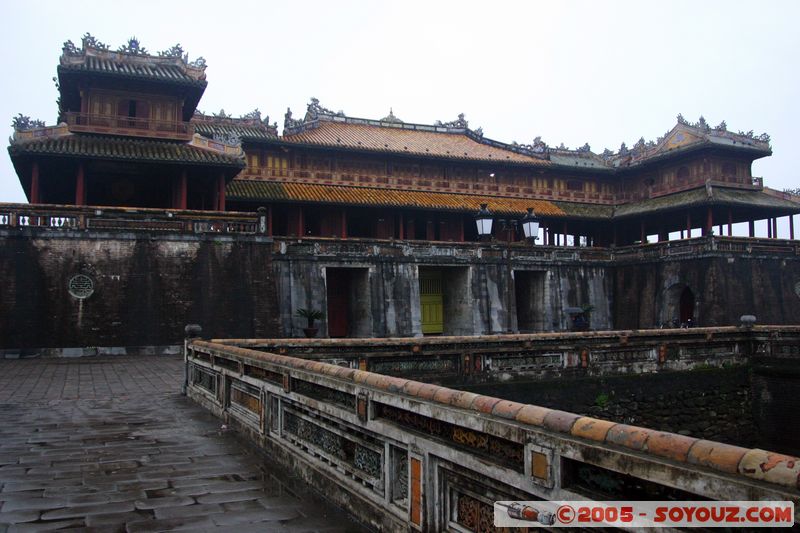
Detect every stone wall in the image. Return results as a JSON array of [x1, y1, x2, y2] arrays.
[[273, 238, 614, 337], [465, 366, 755, 448], [614, 254, 800, 329], [0, 229, 280, 353]]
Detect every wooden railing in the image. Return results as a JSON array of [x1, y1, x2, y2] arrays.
[[64, 112, 194, 141]]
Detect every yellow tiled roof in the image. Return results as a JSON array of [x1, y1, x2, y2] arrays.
[[283, 121, 550, 166], [227, 179, 565, 217]]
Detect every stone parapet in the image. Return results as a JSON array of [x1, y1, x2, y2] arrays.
[[186, 337, 800, 531]]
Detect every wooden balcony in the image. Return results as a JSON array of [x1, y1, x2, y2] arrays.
[[64, 112, 194, 141]]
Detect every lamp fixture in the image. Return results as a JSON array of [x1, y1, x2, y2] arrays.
[[474, 203, 493, 239], [521, 207, 540, 242]]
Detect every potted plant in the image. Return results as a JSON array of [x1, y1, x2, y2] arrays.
[[296, 308, 324, 338]]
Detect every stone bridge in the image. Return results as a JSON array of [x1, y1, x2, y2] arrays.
[[186, 326, 800, 531]]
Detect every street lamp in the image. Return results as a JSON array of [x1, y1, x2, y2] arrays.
[[521, 208, 540, 242], [475, 203, 493, 239]]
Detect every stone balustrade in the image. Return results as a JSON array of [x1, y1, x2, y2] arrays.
[[211, 326, 800, 384], [0, 202, 262, 235], [186, 336, 800, 531]]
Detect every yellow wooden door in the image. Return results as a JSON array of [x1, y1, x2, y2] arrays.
[[420, 269, 443, 334]]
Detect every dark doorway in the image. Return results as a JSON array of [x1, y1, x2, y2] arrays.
[[680, 287, 695, 325], [514, 271, 546, 332], [325, 268, 371, 338]]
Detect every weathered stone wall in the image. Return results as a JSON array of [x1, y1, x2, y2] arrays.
[[465, 366, 756, 448], [273, 239, 614, 337], [751, 355, 800, 456], [614, 254, 800, 329], [0, 229, 280, 353]]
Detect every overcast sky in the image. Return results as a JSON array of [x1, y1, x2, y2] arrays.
[[1, 0, 797, 232]]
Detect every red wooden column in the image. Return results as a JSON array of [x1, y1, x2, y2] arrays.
[[297, 206, 304, 236], [772, 217, 778, 239], [340, 209, 347, 238], [790, 215, 795, 240], [727, 209, 733, 236], [178, 170, 188, 210], [640, 220, 645, 243], [30, 162, 40, 204], [612, 224, 618, 246], [458, 214, 464, 242], [704, 206, 713, 236], [75, 163, 85, 206], [686, 212, 692, 238], [217, 175, 226, 211], [398, 213, 404, 240], [767, 219, 773, 238], [749, 220, 755, 237], [267, 205, 273, 236]]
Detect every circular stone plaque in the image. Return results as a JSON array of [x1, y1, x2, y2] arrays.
[[68, 274, 95, 299]]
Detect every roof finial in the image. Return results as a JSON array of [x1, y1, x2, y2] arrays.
[[381, 107, 403, 123]]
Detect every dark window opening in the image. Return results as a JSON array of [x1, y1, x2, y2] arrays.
[[566, 180, 583, 191], [680, 287, 695, 325], [271, 205, 289, 236], [722, 162, 737, 178], [304, 209, 321, 236]]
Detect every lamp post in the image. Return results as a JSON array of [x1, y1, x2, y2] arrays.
[[475, 203, 493, 241], [521, 208, 540, 243]]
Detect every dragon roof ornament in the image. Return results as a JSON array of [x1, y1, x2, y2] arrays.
[[435, 113, 469, 129], [11, 114, 46, 131], [60, 33, 207, 77], [307, 98, 345, 119]]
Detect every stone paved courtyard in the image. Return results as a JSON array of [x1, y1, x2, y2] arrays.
[[0, 356, 367, 532]]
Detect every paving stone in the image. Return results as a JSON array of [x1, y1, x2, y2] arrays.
[[6, 518, 85, 532], [134, 495, 195, 510], [0, 498, 68, 513], [125, 515, 216, 533], [0, 356, 366, 532], [84, 510, 153, 527], [66, 489, 145, 505], [40, 500, 135, 520], [154, 502, 224, 520], [195, 489, 267, 505], [0, 511, 40, 524], [214, 506, 301, 525]]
